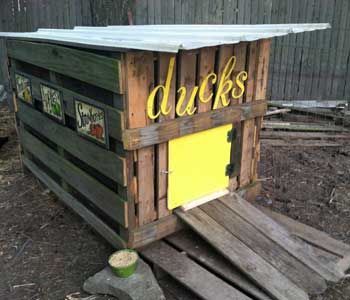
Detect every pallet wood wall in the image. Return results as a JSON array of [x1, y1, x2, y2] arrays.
[[9, 40, 129, 248]]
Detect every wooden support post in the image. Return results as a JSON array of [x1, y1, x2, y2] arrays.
[[156, 53, 176, 219], [124, 52, 156, 226], [230, 42, 247, 190], [240, 41, 259, 187], [252, 39, 271, 181]]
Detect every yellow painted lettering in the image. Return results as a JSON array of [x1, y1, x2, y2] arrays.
[[199, 73, 217, 103], [213, 56, 236, 109], [176, 86, 198, 117], [232, 71, 248, 99], [147, 56, 175, 120]]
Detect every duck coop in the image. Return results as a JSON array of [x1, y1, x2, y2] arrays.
[[1, 24, 330, 249]]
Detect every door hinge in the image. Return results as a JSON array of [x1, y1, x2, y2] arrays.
[[226, 163, 235, 177], [227, 128, 237, 143]]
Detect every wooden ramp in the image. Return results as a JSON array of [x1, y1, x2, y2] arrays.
[[141, 193, 350, 300]]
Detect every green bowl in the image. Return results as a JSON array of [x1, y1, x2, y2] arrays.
[[108, 249, 138, 278]]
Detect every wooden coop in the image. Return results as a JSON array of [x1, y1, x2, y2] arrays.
[[1, 24, 330, 250]]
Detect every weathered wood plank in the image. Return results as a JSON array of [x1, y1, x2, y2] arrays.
[[141, 241, 253, 300], [252, 39, 271, 181], [131, 214, 183, 249], [23, 156, 126, 249], [156, 53, 176, 219], [123, 100, 267, 150], [20, 128, 128, 227], [124, 51, 156, 225], [176, 208, 308, 300], [17, 101, 126, 186], [261, 140, 342, 148], [260, 131, 350, 140], [263, 121, 348, 132], [258, 206, 350, 258], [240, 41, 258, 187], [202, 200, 327, 295], [220, 193, 344, 282], [196, 47, 216, 113], [7, 40, 123, 93], [166, 230, 272, 300]]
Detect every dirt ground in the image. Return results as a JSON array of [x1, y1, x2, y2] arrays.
[[1, 100, 350, 299]]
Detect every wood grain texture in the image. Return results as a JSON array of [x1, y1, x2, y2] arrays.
[[131, 214, 183, 249], [165, 230, 272, 300], [240, 41, 259, 187], [176, 208, 308, 300], [259, 206, 350, 258], [252, 39, 271, 181], [156, 53, 176, 219], [177, 50, 197, 114], [123, 100, 267, 150], [17, 101, 127, 186], [7, 40, 123, 93], [196, 47, 216, 113], [221, 194, 344, 282], [141, 241, 252, 300], [20, 128, 128, 227], [23, 157, 127, 249], [202, 200, 327, 295], [124, 51, 156, 226]]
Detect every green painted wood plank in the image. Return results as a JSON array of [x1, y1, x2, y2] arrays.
[[20, 128, 128, 226], [11, 69, 124, 141], [23, 156, 127, 249], [7, 40, 123, 94], [17, 101, 126, 186]]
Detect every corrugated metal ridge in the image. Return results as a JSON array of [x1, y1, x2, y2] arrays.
[[0, 23, 331, 53]]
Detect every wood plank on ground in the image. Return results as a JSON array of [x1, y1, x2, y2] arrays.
[[258, 206, 350, 258], [141, 241, 253, 300], [220, 194, 344, 282], [261, 140, 342, 148], [176, 208, 309, 300], [166, 230, 272, 300], [201, 201, 327, 295], [260, 131, 350, 140], [263, 121, 348, 132]]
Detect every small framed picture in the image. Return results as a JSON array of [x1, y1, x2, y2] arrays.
[[40, 84, 65, 123], [74, 99, 108, 147], [15, 73, 33, 105]]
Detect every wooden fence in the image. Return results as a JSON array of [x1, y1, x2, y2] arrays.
[[1, 0, 350, 102]]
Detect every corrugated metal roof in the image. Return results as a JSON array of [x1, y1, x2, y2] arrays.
[[0, 24, 330, 53]]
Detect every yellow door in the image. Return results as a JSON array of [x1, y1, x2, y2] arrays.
[[168, 124, 232, 210]]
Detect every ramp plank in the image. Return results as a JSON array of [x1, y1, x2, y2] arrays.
[[220, 194, 344, 282], [141, 241, 252, 300], [166, 230, 272, 300], [258, 206, 350, 258], [176, 208, 309, 300], [258, 206, 350, 273], [202, 201, 327, 295]]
